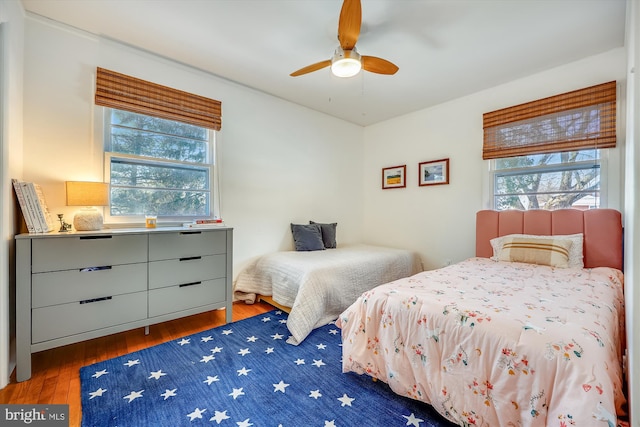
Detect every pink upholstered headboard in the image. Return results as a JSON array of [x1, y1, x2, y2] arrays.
[[476, 209, 623, 270]]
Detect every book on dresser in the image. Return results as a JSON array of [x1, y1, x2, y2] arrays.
[[11, 179, 55, 233]]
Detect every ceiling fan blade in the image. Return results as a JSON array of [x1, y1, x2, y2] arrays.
[[338, 0, 361, 50], [290, 59, 332, 77], [361, 56, 399, 75]]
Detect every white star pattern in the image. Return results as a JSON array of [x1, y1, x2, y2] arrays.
[[81, 311, 436, 426], [89, 388, 107, 399], [337, 394, 355, 407], [237, 367, 251, 376], [272, 380, 289, 393], [92, 369, 108, 378], [200, 354, 215, 363], [148, 370, 167, 380], [204, 375, 220, 385], [403, 413, 424, 426], [123, 390, 144, 402], [309, 389, 322, 399], [160, 389, 177, 400], [210, 410, 230, 424], [229, 387, 245, 399], [186, 407, 206, 421]]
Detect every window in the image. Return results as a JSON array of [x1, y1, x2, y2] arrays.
[[483, 81, 616, 211], [492, 149, 602, 210], [105, 109, 213, 220], [94, 67, 222, 223]]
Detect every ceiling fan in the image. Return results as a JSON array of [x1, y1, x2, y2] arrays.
[[290, 0, 399, 78]]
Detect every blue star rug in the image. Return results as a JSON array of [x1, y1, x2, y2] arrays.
[[80, 310, 456, 427]]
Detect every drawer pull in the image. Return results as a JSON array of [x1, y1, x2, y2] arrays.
[[179, 231, 202, 235], [79, 235, 113, 240], [179, 281, 202, 288], [79, 265, 113, 273], [179, 256, 202, 262], [80, 296, 113, 304]]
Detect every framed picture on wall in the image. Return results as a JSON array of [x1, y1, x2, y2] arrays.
[[419, 158, 449, 186], [382, 165, 406, 189]]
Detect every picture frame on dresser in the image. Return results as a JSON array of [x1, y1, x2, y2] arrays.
[[14, 227, 233, 381]]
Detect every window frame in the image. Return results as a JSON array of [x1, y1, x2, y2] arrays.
[[102, 107, 216, 225], [487, 149, 609, 211]]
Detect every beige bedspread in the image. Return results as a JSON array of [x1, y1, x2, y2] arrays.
[[233, 244, 423, 344]]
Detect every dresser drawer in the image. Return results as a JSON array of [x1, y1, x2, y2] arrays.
[[32, 291, 147, 344], [148, 230, 227, 261], [148, 254, 225, 290], [32, 234, 148, 273], [32, 263, 147, 308], [148, 278, 226, 317]]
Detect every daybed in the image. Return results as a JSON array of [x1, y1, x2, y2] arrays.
[[338, 209, 626, 426], [234, 244, 422, 344]]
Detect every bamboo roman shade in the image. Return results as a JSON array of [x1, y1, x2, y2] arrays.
[[482, 81, 616, 160], [95, 67, 221, 130]]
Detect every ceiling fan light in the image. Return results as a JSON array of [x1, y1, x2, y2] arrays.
[[331, 58, 361, 77], [331, 47, 361, 78]]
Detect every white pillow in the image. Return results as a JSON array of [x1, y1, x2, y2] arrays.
[[490, 233, 584, 269]]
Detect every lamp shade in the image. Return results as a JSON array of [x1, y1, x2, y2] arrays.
[[66, 181, 109, 231], [66, 181, 109, 207]]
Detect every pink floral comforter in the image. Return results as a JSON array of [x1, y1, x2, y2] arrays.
[[338, 258, 626, 426]]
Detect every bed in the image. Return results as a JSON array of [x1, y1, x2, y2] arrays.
[[338, 209, 626, 426], [233, 244, 423, 344]]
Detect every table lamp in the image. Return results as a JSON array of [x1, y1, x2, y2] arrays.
[[66, 181, 109, 231]]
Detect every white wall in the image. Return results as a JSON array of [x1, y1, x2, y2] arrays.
[[0, 0, 24, 390], [362, 49, 627, 270], [22, 16, 365, 274], [624, 0, 639, 423]]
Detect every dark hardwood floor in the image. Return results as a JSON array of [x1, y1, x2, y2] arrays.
[[0, 301, 274, 426]]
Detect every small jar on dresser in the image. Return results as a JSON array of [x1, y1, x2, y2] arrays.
[[15, 226, 233, 382]]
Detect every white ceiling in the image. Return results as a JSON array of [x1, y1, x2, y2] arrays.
[[21, 0, 627, 126]]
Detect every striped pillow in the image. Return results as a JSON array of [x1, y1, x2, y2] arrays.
[[497, 236, 572, 268], [490, 233, 584, 269]]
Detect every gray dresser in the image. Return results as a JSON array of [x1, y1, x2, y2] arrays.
[[15, 226, 233, 381]]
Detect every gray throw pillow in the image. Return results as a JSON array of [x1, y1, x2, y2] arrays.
[[309, 221, 337, 248], [291, 223, 325, 251]]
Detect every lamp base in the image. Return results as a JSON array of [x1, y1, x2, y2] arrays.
[[73, 208, 103, 231]]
